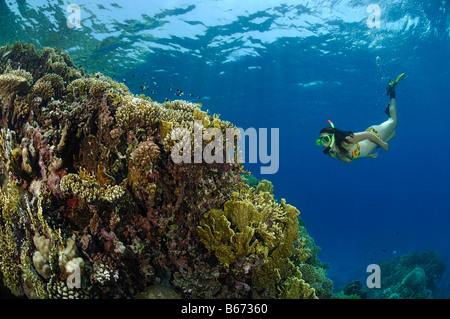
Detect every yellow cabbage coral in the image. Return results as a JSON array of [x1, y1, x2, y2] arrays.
[[279, 270, 317, 299], [197, 207, 258, 267], [197, 188, 300, 269], [196, 184, 320, 298]]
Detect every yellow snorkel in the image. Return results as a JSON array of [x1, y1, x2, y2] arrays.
[[324, 120, 335, 154]]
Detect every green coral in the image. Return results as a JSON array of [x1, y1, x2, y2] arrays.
[[255, 179, 274, 194], [241, 173, 260, 188]]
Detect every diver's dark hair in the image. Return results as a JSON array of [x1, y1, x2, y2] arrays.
[[319, 126, 354, 154]]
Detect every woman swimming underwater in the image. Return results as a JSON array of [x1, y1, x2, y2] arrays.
[[316, 73, 404, 163]]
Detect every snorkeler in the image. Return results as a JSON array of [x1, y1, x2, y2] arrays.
[[316, 73, 404, 163]]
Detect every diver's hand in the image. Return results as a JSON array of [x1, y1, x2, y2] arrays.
[[382, 142, 389, 151], [367, 152, 378, 158]]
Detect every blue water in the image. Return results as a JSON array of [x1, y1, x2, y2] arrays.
[[2, 0, 449, 295]]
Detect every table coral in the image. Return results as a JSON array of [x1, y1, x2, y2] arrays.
[[0, 42, 332, 299]]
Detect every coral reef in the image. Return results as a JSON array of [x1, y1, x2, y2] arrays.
[[336, 250, 446, 299], [0, 42, 332, 299], [375, 250, 446, 299]]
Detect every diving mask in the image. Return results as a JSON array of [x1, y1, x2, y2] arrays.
[[316, 134, 333, 146], [317, 120, 335, 155]]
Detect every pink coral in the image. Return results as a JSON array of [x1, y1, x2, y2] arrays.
[[131, 139, 160, 173]]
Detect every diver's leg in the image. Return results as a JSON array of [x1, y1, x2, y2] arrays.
[[369, 120, 395, 142], [372, 97, 398, 141], [360, 128, 396, 157], [387, 98, 398, 126], [384, 129, 396, 143], [372, 74, 403, 144]]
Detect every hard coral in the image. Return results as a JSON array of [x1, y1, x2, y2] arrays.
[[0, 73, 31, 100], [197, 205, 258, 268], [32, 73, 64, 100], [197, 184, 320, 298], [59, 173, 125, 206]]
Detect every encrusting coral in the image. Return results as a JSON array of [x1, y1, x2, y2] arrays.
[[0, 42, 332, 299]]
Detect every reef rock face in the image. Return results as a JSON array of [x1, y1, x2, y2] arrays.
[[377, 250, 446, 299], [0, 42, 331, 299], [336, 250, 447, 299]]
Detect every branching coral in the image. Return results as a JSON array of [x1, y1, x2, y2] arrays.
[[255, 179, 274, 194], [67, 76, 111, 99], [127, 139, 160, 200], [115, 96, 155, 129], [67, 78, 92, 97], [59, 173, 125, 206], [32, 73, 64, 100]]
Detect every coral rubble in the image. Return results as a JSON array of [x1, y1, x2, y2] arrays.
[[0, 42, 331, 299]]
